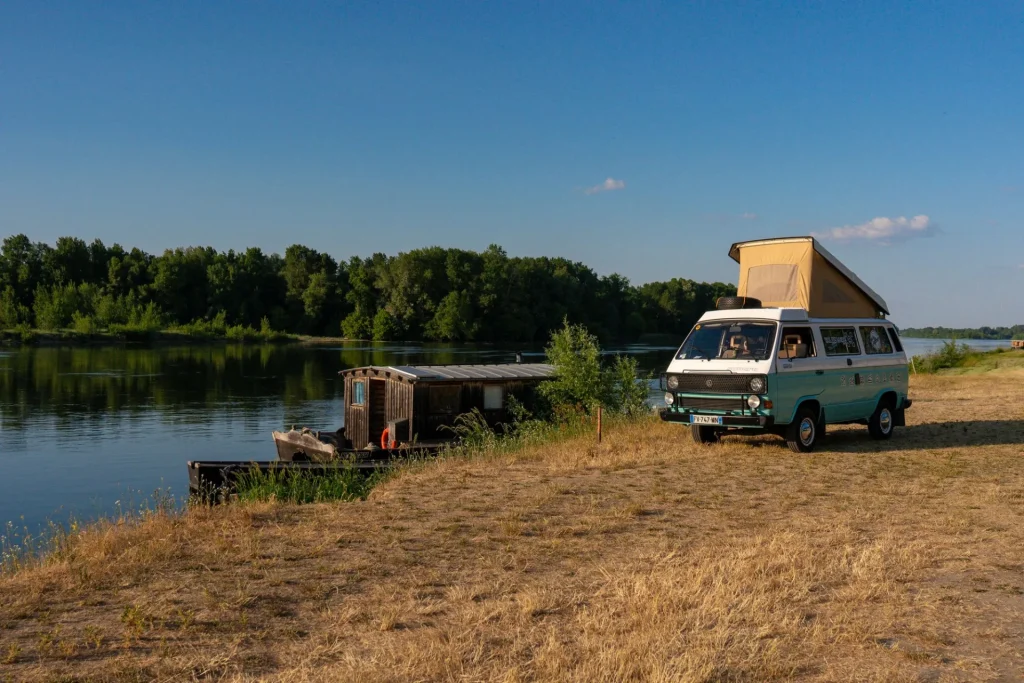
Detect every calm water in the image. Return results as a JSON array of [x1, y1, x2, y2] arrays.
[[0, 342, 676, 531], [0, 337, 1010, 532]]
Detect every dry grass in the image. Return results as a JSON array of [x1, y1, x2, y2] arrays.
[[2, 371, 1024, 681]]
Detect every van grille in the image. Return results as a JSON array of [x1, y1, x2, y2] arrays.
[[670, 374, 761, 394], [678, 397, 746, 412]]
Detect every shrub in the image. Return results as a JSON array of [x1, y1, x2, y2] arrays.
[[0, 287, 29, 329], [539, 319, 604, 413], [605, 354, 651, 417], [342, 312, 372, 339], [540, 319, 651, 416], [914, 340, 972, 373], [71, 312, 97, 334]]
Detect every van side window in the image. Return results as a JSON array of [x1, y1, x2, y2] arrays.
[[820, 327, 861, 356], [859, 326, 894, 355], [886, 326, 904, 353], [778, 327, 816, 359]]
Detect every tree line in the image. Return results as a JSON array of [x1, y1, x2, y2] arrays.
[[0, 235, 735, 343], [900, 326, 1024, 340]]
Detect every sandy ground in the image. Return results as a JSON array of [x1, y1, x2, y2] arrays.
[[2, 370, 1024, 682]]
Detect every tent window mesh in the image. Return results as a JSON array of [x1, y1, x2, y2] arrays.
[[822, 279, 854, 304], [746, 264, 798, 302]]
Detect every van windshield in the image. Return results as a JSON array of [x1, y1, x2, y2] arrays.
[[677, 322, 777, 361]]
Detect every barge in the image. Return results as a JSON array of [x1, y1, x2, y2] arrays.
[[190, 362, 555, 498]]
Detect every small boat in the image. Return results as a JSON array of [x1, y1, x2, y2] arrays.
[[271, 427, 442, 463]]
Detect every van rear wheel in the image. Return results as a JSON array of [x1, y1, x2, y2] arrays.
[[868, 398, 895, 440], [786, 407, 820, 453], [691, 425, 720, 445]]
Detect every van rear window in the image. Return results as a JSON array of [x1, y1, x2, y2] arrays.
[[860, 326, 894, 355], [820, 327, 861, 356]]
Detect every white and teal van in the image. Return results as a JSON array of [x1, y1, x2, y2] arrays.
[[659, 307, 912, 451]]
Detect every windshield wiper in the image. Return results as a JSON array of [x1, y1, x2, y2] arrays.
[[689, 345, 711, 360]]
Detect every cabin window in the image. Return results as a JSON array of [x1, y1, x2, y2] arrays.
[[352, 380, 365, 406], [778, 327, 815, 359], [429, 385, 462, 413], [484, 385, 504, 410], [820, 327, 861, 356], [859, 326, 894, 355]]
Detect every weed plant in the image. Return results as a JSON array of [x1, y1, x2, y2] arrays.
[[233, 461, 387, 504]]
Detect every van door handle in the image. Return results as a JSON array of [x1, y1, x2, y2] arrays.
[[846, 358, 853, 366], [815, 370, 824, 375]]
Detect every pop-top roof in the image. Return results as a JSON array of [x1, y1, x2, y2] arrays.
[[340, 363, 555, 382], [728, 236, 889, 316]]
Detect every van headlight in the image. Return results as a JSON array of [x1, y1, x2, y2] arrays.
[[748, 377, 765, 393], [667, 375, 679, 390], [747, 395, 761, 410], [664, 392, 675, 405]]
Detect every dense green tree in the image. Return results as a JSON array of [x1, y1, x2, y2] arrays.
[[0, 234, 747, 340]]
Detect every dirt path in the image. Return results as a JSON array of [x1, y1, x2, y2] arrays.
[[2, 372, 1024, 681]]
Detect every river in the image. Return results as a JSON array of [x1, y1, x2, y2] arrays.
[[0, 337, 1010, 533], [0, 342, 676, 533]]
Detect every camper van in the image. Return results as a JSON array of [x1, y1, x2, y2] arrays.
[[660, 237, 911, 452]]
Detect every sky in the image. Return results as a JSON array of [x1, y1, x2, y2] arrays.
[[1, 1, 1022, 328]]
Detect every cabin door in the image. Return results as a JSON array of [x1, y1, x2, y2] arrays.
[[368, 379, 388, 443]]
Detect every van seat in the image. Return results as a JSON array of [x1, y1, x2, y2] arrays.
[[784, 343, 808, 359]]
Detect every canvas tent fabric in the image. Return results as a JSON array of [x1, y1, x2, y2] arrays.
[[728, 237, 888, 318]]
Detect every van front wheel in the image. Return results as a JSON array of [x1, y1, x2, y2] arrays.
[[690, 425, 721, 445], [786, 407, 820, 453], [868, 398, 895, 440]]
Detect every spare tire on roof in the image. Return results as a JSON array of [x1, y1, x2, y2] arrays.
[[716, 296, 762, 310]]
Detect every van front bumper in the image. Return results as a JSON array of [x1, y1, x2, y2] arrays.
[[659, 409, 774, 429]]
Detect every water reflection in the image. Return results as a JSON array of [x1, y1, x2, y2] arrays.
[[0, 342, 676, 531]]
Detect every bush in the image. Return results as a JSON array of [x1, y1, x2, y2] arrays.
[[540, 319, 651, 416], [342, 312, 372, 339], [913, 340, 972, 373], [71, 312, 97, 334], [0, 287, 29, 329], [539, 320, 605, 413]]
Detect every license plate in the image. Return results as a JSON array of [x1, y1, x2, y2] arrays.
[[690, 415, 723, 425]]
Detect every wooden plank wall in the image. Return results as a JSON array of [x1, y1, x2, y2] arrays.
[[385, 379, 414, 442]]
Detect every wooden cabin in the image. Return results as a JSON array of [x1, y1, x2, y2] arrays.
[[339, 364, 555, 449]]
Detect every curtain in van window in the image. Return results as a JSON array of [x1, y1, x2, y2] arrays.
[[860, 326, 893, 354]]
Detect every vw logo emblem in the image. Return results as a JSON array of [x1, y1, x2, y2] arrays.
[[705, 379, 713, 388]]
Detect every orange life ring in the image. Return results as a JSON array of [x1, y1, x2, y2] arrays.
[[381, 427, 395, 450]]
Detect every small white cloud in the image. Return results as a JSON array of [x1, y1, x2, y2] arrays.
[[740, 212, 758, 220], [583, 177, 626, 195], [813, 215, 936, 244]]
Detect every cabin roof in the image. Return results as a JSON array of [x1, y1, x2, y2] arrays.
[[728, 236, 889, 315], [339, 363, 556, 383]]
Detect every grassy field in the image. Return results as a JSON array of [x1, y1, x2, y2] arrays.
[[3, 370, 1024, 681]]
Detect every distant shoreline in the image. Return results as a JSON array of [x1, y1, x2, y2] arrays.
[[0, 329, 367, 347]]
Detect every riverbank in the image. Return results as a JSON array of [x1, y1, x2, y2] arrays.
[[0, 328, 372, 347], [3, 369, 1024, 680], [911, 342, 1024, 374]]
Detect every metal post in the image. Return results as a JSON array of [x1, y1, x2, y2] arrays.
[[597, 406, 602, 443]]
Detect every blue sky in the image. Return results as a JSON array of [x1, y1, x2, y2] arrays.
[[1, 1, 1022, 327]]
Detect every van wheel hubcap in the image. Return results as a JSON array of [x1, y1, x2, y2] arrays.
[[879, 408, 892, 433], [799, 418, 815, 445]]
